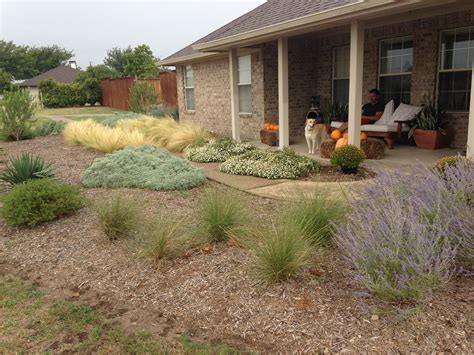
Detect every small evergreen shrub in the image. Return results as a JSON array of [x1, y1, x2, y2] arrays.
[[129, 81, 159, 114], [81, 145, 206, 191], [32, 120, 65, 137], [142, 219, 184, 262], [1, 179, 82, 226], [220, 148, 320, 180], [184, 138, 255, 163], [198, 189, 248, 243], [39, 79, 88, 108], [96, 195, 141, 241], [0, 153, 54, 187], [330, 145, 365, 173], [282, 193, 348, 246], [250, 223, 313, 282]]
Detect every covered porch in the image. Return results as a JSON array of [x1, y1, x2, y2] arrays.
[[208, 1, 474, 159]]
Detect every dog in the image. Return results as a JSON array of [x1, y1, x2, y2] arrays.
[[305, 118, 327, 155]]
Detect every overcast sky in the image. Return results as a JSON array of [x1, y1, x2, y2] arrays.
[[0, 0, 265, 68]]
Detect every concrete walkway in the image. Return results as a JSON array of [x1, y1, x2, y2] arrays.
[[190, 160, 364, 200]]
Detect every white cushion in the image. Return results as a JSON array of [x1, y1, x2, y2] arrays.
[[389, 103, 422, 124], [375, 100, 394, 125], [362, 124, 410, 133], [331, 121, 344, 128]]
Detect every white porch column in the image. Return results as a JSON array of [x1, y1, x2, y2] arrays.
[[278, 37, 290, 149], [348, 20, 365, 148], [467, 67, 474, 158], [229, 48, 241, 141]]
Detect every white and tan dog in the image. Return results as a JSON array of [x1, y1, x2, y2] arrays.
[[305, 118, 327, 155]]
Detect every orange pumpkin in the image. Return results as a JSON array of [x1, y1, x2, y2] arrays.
[[335, 137, 348, 150], [343, 132, 349, 139], [331, 129, 342, 141], [360, 132, 368, 141], [264, 122, 271, 130], [274, 124, 280, 131]]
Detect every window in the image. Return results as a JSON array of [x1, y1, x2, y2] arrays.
[[238, 55, 252, 113], [379, 36, 413, 105], [333, 46, 350, 105], [438, 27, 474, 111], [184, 65, 195, 111]]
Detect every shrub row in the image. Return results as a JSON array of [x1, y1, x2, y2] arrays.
[[39, 79, 88, 108], [184, 138, 255, 163], [220, 148, 320, 180]]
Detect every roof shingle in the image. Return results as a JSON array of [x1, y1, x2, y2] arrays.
[[164, 0, 357, 61], [19, 65, 82, 87]]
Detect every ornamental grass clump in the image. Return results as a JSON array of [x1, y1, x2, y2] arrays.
[[198, 189, 248, 243], [336, 160, 473, 302], [82, 146, 206, 191], [220, 148, 320, 180], [282, 192, 348, 246], [1, 179, 82, 226], [0, 153, 54, 187], [141, 219, 186, 262], [249, 223, 313, 282], [184, 138, 255, 163], [96, 195, 141, 241]]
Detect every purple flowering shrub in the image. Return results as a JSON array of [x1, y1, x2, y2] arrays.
[[336, 159, 473, 302]]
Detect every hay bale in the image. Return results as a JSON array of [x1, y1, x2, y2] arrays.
[[320, 139, 336, 159], [319, 138, 385, 160], [361, 138, 385, 160]]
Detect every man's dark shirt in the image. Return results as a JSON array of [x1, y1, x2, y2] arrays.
[[362, 101, 385, 117]]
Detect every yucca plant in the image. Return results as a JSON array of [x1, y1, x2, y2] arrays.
[[0, 153, 54, 186]]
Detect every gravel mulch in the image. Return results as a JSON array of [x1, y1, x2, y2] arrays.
[[0, 137, 472, 353]]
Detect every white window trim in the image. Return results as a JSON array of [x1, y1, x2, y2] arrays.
[[332, 45, 350, 104], [238, 55, 252, 114], [184, 65, 195, 112], [377, 35, 414, 103], [436, 26, 474, 112]]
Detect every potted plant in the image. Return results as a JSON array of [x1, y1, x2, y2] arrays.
[[408, 100, 453, 150]]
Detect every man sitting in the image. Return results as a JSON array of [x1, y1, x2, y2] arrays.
[[338, 89, 385, 132]]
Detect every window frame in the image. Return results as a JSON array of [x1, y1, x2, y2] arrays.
[[436, 26, 474, 112], [238, 54, 252, 114], [332, 45, 350, 105], [183, 65, 195, 112], [377, 35, 414, 105]]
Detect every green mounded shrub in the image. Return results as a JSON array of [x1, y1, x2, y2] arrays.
[[282, 193, 348, 246], [184, 138, 255, 163], [96, 195, 141, 241], [0, 153, 54, 187], [32, 119, 65, 137], [81, 145, 206, 191], [220, 148, 320, 180], [198, 189, 248, 243], [129, 81, 159, 114], [249, 223, 313, 282], [1, 179, 82, 226], [330, 145, 365, 173], [39, 79, 87, 108]]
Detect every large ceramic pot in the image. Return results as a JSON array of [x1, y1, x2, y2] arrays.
[[413, 127, 453, 150]]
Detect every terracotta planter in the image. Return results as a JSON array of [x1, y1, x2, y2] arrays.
[[413, 128, 453, 150]]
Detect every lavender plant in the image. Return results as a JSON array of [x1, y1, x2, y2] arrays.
[[336, 159, 473, 302]]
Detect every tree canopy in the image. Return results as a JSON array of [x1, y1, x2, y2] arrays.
[[105, 44, 160, 78]]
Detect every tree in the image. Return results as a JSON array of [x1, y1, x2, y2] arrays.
[[129, 81, 159, 114], [124, 45, 160, 78], [104, 46, 132, 74], [75, 65, 121, 104], [0, 69, 14, 94], [0, 40, 73, 80]]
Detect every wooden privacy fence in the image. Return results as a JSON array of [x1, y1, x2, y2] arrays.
[[101, 73, 177, 111]]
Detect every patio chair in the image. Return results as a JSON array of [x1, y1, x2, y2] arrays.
[[331, 101, 422, 149]]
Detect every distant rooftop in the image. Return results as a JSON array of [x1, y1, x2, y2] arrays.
[[20, 64, 82, 87]]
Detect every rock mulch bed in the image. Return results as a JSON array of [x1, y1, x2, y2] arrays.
[[0, 136, 472, 353]]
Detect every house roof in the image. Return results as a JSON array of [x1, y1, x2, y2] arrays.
[[19, 65, 82, 87], [163, 0, 358, 63]]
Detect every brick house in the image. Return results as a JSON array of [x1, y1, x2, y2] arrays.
[[160, 0, 474, 156]]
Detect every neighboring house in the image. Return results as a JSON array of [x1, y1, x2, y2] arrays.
[[160, 0, 474, 156], [19, 62, 81, 101]]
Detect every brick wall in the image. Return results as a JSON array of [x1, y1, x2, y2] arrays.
[[176, 52, 264, 140], [177, 9, 473, 149]]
